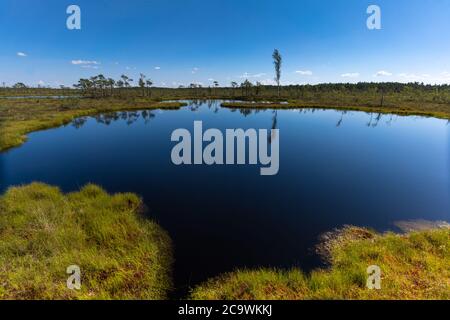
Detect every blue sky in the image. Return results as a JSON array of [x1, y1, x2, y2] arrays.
[[1, 0, 449, 87]]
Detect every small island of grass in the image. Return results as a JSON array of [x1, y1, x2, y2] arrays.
[[0, 184, 448, 300], [0, 183, 172, 300], [191, 226, 450, 300]]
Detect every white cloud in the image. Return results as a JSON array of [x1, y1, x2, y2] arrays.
[[192, 67, 199, 74], [208, 78, 215, 81], [38, 80, 45, 86], [374, 70, 392, 77], [81, 65, 99, 69], [441, 71, 450, 77], [71, 60, 100, 65], [397, 72, 450, 84], [17, 52, 27, 57], [341, 72, 360, 78], [295, 70, 313, 76], [154, 66, 161, 70], [398, 73, 428, 81], [239, 72, 266, 79], [260, 78, 276, 85]]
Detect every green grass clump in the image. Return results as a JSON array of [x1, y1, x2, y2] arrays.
[[191, 226, 449, 300], [0, 183, 172, 300]]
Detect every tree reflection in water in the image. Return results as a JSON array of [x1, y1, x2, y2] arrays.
[[71, 110, 157, 129]]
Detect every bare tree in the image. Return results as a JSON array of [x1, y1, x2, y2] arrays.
[[139, 73, 146, 97], [272, 49, 282, 98]]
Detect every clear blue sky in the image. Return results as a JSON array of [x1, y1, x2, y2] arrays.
[[1, 0, 449, 87]]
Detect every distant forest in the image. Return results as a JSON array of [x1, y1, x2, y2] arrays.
[[2, 77, 450, 106]]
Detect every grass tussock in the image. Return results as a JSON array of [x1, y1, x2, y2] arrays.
[[190, 226, 450, 300], [0, 183, 172, 300], [0, 98, 186, 151]]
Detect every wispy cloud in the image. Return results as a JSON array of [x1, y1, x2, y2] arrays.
[[397, 72, 450, 84], [341, 72, 360, 78], [154, 66, 161, 70], [398, 73, 429, 81], [295, 70, 313, 76], [239, 72, 266, 79], [374, 70, 392, 77], [440, 71, 450, 81], [192, 67, 199, 74], [17, 52, 27, 57], [172, 81, 184, 87], [71, 60, 100, 65], [260, 78, 276, 85], [81, 65, 99, 69]]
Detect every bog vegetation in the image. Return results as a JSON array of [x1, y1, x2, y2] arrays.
[[1, 48, 449, 152], [191, 226, 450, 300], [2, 78, 450, 120], [2, 77, 450, 152], [0, 183, 448, 301], [0, 183, 172, 300], [1, 49, 449, 300], [0, 98, 186, 151]]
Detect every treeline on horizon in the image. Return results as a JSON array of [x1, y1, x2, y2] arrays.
[[2, 76, 450, 105]]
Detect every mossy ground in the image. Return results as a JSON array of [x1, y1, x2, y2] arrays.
[[0, 183, 172, 300], [190, 226, 450, 300], [0, 184, 448, 300], [0, 97, 186, 151], [1, 93, 449, 151]]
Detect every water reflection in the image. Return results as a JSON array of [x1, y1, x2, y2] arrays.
[[2, 100, 449, 299], [72, 110, 156, 129], [67, 99, 444, 136], [206, 100, 221, 113], [70, 102, 433, 132], [72, 117, 88, 129], [269, 110, 278, 143]]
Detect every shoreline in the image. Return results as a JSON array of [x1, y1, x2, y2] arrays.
[[0, 98, 187, 152], [1, 97, 449, 152], [1, 183, 447, 300], [221, 101, 450, 120]]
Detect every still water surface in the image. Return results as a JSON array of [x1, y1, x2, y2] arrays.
[[1, 100, 449, 294]]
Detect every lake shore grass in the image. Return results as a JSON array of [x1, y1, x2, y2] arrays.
[[191, 226, 450, 300], [0, 183, 448, 300], [1, 95, 449, 151], [0, 97, 187, 151], [0, 183, 172, 300], [221, 101, 450, 120]]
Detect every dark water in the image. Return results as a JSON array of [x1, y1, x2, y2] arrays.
[[1, 100, 449, 296]]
